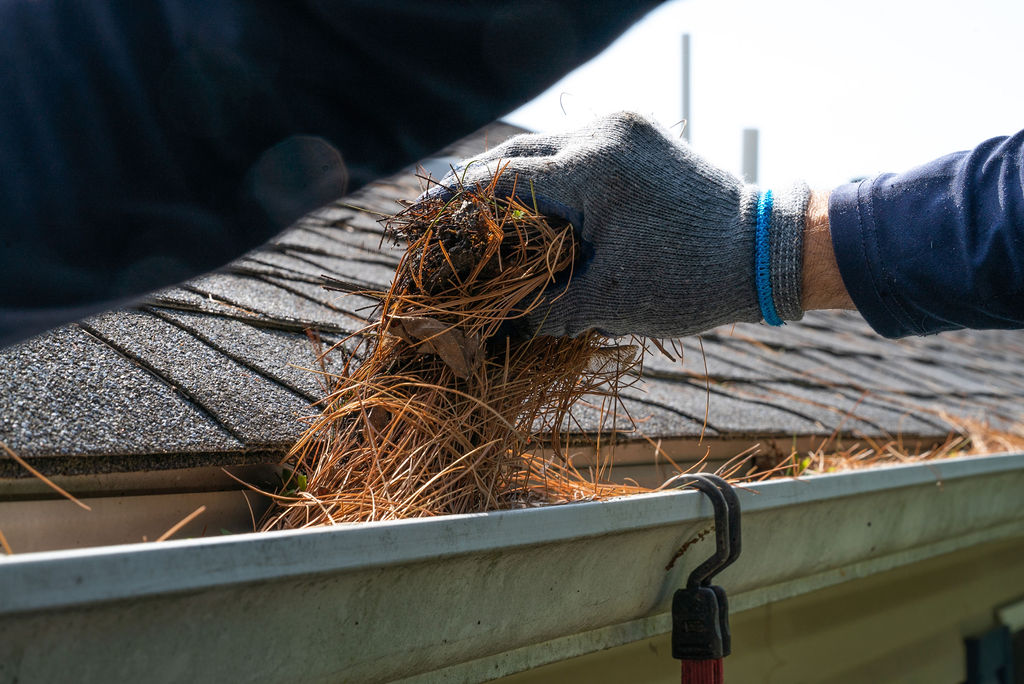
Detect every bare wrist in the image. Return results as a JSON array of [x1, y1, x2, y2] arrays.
[[801, 190, 855, 311]]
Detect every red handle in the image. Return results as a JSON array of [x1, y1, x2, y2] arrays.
[[680, 658, 723, 684]]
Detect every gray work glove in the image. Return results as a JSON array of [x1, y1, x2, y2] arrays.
[[432, 112, 810, 339]]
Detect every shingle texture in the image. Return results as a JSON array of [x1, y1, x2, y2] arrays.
[[0, 326, 243, 477], [2, 123, 1024, 480]]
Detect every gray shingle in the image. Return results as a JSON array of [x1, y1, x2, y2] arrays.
[[231, 256, 321, 284], [890, 345, 1024, 392], [743, 383, 946, 436], [868, 391, 1020, 432], [711, 340, 858, 388], [273, 251, 396, 288], [186, 273, 368, 330], [152, 309, 351, 401], [640, 338, 795, 383], [855, 354, 1011, 396], [85, 310, 311, 446], [720, 317, 921, 361], [259, 275, 379, 322], [236, 251, 395, 297], [148, 286, 227, 312], [0, 326, 241, 475], [273, 225, 403, 262], [551, 393, 714, 440], [790, 348, 921, 393], [623, 378, 822, 436], [231, 251, 396, 293]]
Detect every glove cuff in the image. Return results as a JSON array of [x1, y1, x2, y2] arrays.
[[744, 182, 809, 325]]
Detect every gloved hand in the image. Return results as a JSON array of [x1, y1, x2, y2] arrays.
[[431, 112, 810, 338]]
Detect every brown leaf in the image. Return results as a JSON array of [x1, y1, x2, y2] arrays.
[[391, 316, 482, 379], [366, 406, 391, 433]]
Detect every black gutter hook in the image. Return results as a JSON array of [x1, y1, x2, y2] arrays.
[[665, 474, 742, 684]]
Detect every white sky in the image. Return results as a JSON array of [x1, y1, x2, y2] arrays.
[[505, 0, 1024, 189]]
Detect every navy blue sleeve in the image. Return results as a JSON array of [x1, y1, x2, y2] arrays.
[[0, 0, 661, 346], [829, 130, 1024, 338]]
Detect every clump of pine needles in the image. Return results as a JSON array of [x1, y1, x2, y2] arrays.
[[261, 174, 648, 529]]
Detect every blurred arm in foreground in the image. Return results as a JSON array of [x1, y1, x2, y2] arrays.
[[0, 0, 663, 348], [440, 112, 1024, 339]]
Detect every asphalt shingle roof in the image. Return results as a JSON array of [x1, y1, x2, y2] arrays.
[[2, 122, 1023, 482]]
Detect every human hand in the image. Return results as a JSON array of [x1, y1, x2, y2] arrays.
[[431, 112, 810, 338]]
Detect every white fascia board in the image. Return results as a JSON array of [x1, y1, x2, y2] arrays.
[[1, 452, 1023, 684]]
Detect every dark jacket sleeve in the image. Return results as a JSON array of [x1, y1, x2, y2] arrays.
[[829, 130, 1024, 338], [0, 0, 662, 346]]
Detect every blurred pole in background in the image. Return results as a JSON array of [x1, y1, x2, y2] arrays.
[[742, 127, 759, 183], [681, 33, 691, 143]]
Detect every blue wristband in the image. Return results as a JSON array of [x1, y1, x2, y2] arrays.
[[755, 190, 784, 326]]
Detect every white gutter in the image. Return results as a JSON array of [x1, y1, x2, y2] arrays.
[[2, 453, 1023, 683]]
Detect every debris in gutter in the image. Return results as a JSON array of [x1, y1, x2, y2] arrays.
[[1, 440, 92, 511], [260, 172, 653, 528], [155, 505, 207, 542], [738, 417, 1024, 482]]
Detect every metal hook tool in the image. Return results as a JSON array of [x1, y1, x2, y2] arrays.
[[668, 473, 742, 664]]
